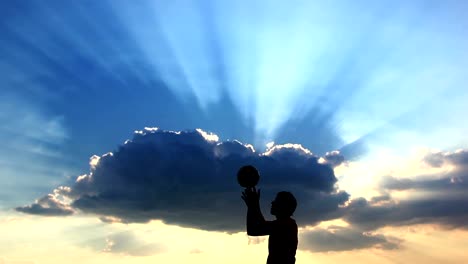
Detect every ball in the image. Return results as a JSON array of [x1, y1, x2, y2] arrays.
[[237, 165, 260, 188]]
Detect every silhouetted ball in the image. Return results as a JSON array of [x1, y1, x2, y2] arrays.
[[237, 165, 260, 188]]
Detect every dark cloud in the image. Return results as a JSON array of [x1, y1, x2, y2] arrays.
[[423, 150, 468, 168], [379, 150, 468, 193], [423, 152, 445, 168], [381, 173, 468, 192], [341, 149, 468, 230], [380, 175, 416, 190], [300, 226, 401, 252], [322, 150, 345, 168], [17, 128, 349, 232], [344, 197, 468, 230], [18, 126, 468, 253], [407, 150, 468, 191], [15, 189, 74, 216], [369, 193, 392, 203]]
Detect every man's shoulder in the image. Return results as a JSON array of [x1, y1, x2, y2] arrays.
[[288, 218, 298, 229]]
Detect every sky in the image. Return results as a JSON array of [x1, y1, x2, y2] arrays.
[[1, 0, 468, 263]]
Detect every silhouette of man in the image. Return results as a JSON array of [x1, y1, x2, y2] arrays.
[[242, 187, 298, 264]]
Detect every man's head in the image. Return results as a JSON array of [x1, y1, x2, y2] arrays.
[[270, 191, 297, 218]]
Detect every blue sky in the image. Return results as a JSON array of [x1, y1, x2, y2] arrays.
[[1, 1, 468, 262]]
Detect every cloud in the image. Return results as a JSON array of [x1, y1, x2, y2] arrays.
[[84, 231, 166, 256], [248, 236, 267, 245], [189, 248, 203, 254], [344, 197, 468, 230], [300, 226, 401, 252], [423, 149, 468, 168], [267, 148, 468, 241], [322, 150, 345, 168], [13, 129, 468, 252], [17, 128, 348, 232], [15, 187, 74, 216], [343, 149, 468, 230]]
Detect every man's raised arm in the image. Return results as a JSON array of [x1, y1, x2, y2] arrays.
[[242, 187, 271, 236]]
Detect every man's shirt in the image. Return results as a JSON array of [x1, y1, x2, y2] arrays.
[[267, 218, 298, 264]]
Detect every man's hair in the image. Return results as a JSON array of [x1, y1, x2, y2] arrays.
[[276, 191, 297, 216]]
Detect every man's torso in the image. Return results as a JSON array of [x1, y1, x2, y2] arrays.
[[267, 218, 298, 264]]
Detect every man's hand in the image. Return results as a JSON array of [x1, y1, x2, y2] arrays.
[[242, 187, 261, 207]]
